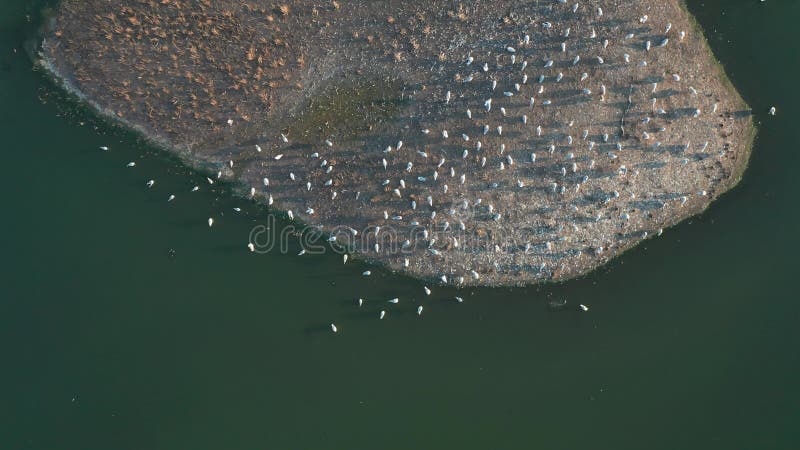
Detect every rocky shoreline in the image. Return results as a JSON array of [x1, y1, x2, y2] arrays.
[[39, 0, 755, 286]]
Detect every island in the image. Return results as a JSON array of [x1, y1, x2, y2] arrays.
[[39, 0, 755, 286]]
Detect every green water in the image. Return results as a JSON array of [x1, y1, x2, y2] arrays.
[[1, 1, 798, 449]]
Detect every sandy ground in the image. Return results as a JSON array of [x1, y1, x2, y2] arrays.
[[39, 0, 754, 286]]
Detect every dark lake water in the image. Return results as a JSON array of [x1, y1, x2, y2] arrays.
[[1, 1, 798, 449]]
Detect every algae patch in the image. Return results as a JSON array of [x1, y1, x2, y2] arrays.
[[287, 78, 407, 142]]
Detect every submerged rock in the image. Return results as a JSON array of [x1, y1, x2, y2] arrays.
[[40, 0, 754, 286]]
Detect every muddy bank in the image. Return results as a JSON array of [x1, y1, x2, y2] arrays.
[[39, 0, 754, 286]]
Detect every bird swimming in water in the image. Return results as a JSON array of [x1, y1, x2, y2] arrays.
[[579, 304, 589, 312], [191, 186, 199, 192], [357, 298, 363, 307], [417, 305, 424, 316], [146, 180, 154, 188], [126, 162, 135, 167], [388, 298, 399, 304], [247, 242, 255, 252], [379, 310, 386, 319], [362, 270, 371, 276], [167, 194, 175, 202], [207, 218, 214, 227], [99, 146, 109, 151], [769, 106, 777, 116], [330, 323, 338, 333]]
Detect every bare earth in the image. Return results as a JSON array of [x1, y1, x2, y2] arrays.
[[40, 0, 754, 286]]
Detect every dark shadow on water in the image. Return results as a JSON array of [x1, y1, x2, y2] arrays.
[[211, 243, 246, 254], [340, 309, 386, 320], [169, 218, 205, 229], [302, 323, 333, 336]]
